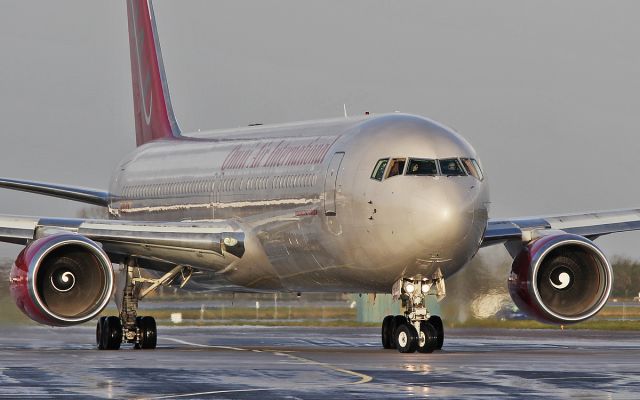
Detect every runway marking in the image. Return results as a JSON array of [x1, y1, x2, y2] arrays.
[[163, 337, 373, 385], [163, 337, 246, 352], [274, 352, 373, 385], [144, 388, 274, 399]]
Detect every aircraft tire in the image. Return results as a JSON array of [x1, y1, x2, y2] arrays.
[[428, 315, 444, 350], [381, 315, 395, 349], [392, 315, 407, 348], [100, 316, 122, 350], [96, 316, 106, 349], [96, 318, 102, 349], [394, 323, 418, 353], [417, 321, 438, 353], [138, 316, 157, 349]]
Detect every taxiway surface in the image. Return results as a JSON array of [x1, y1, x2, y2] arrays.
[[0, 325, 639, 399]]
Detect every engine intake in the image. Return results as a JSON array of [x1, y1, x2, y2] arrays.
[[509, 233, 612, 324], [9, 233, 114, 326]]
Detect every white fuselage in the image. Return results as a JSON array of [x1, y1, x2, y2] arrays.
[[108, 114, 490, 293]]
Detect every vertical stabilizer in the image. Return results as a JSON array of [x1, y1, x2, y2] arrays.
[[126, 0, 181, 146]]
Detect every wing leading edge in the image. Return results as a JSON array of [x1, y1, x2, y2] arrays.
[[0, 214, 245, 272], [0, 178, 111, 206], [483, 208, 640, 247]]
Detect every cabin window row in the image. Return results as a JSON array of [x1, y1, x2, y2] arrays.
[[370, 157, 484, 181], [122, 180, 214, 198], [122, 174, 319, 198]]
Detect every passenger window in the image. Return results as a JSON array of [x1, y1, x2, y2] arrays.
[[461, 158, 483, 180], [371, 158, 389, 181], [386, 158, 406, 179], [406, 159, 437, 176], [439, 158, 466, 176]]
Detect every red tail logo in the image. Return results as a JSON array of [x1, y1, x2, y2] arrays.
[[126, 0, 180, 146]]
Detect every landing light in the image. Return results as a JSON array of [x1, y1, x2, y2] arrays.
[[405, 283, 416, 294], [421, 283, 430, 294]]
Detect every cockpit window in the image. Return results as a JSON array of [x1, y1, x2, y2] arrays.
[[439, 158, 466, 176], [406, 159, 437, 176], [386, 158, 406, 178], [472, 159, 484, 181], [372, 157, 478, 181], [371, 158, 389, 181], [461, 158, 484, 181]]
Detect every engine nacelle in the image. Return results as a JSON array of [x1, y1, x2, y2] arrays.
[[509, 233, 612, 324], [9, 233, 114, 326]]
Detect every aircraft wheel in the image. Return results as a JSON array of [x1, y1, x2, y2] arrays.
[[417, 321, 438, 353], [381, 315, 395, 349], [137, 316, 157, 349], [96, 316, 106, 349], [394, 322, 418, 353], [428, 315, 444, 350], [392, 315, 407, 348], [100, 316, 122, 350]]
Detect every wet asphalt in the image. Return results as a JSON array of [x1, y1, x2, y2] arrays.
[[0, 325, 639, 399]]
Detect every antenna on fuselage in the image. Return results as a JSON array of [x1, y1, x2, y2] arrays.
[[343, 104, 349, 118]]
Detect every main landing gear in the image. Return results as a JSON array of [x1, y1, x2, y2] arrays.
[[97, 315, 156, 350], [96, 260, 192, 350], [382, 275, 445, 354]]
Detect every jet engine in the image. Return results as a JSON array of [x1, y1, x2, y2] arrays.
[[9, 233, 114, 326], [509, 233, 612, 324]]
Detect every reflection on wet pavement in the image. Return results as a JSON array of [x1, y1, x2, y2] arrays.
[[0, 325, 639, 398]]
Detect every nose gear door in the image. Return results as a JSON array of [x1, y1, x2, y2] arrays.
[[323, 152, 345, 216]]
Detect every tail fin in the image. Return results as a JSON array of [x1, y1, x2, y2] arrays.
[[126, 0, 181, 146]]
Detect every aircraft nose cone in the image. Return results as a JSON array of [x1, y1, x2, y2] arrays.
[[436, 183, 475, 245], [408, 179, 476, 253]]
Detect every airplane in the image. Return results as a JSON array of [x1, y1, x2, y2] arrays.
[[5, 0, 640, 354]]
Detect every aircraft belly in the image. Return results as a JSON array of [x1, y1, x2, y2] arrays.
[[112, 191, 481, 293]]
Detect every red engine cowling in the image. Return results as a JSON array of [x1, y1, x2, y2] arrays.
[[9, 233, 114, 326], [509, 233, 612, 324]]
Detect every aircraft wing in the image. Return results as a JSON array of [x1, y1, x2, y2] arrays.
[[0, 214, 245, 272], [0, 178, 111, 206], [482, 208, 640, 246]]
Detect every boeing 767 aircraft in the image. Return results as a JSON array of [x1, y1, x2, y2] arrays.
[[4, 0, 640, 354]]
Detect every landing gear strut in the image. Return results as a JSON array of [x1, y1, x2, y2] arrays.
[[381, 275, 445, 354], [96, 260, 192, 350]]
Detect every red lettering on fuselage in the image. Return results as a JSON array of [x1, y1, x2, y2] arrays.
[[223, 136, 339, 171], [249, 143, 271, 168], [263, 141, 286, 168]]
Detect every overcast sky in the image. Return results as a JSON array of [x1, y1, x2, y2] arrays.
[[0, 0, 639, 261]]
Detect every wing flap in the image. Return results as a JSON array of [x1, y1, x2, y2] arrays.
[[0, 215, 38, 244], [481, 220, 523, 244]]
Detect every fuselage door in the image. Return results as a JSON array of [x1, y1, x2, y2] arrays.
[[324, 152, 345, 216]]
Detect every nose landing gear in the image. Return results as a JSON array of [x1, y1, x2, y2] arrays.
[[382, 276, 445, 354]]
